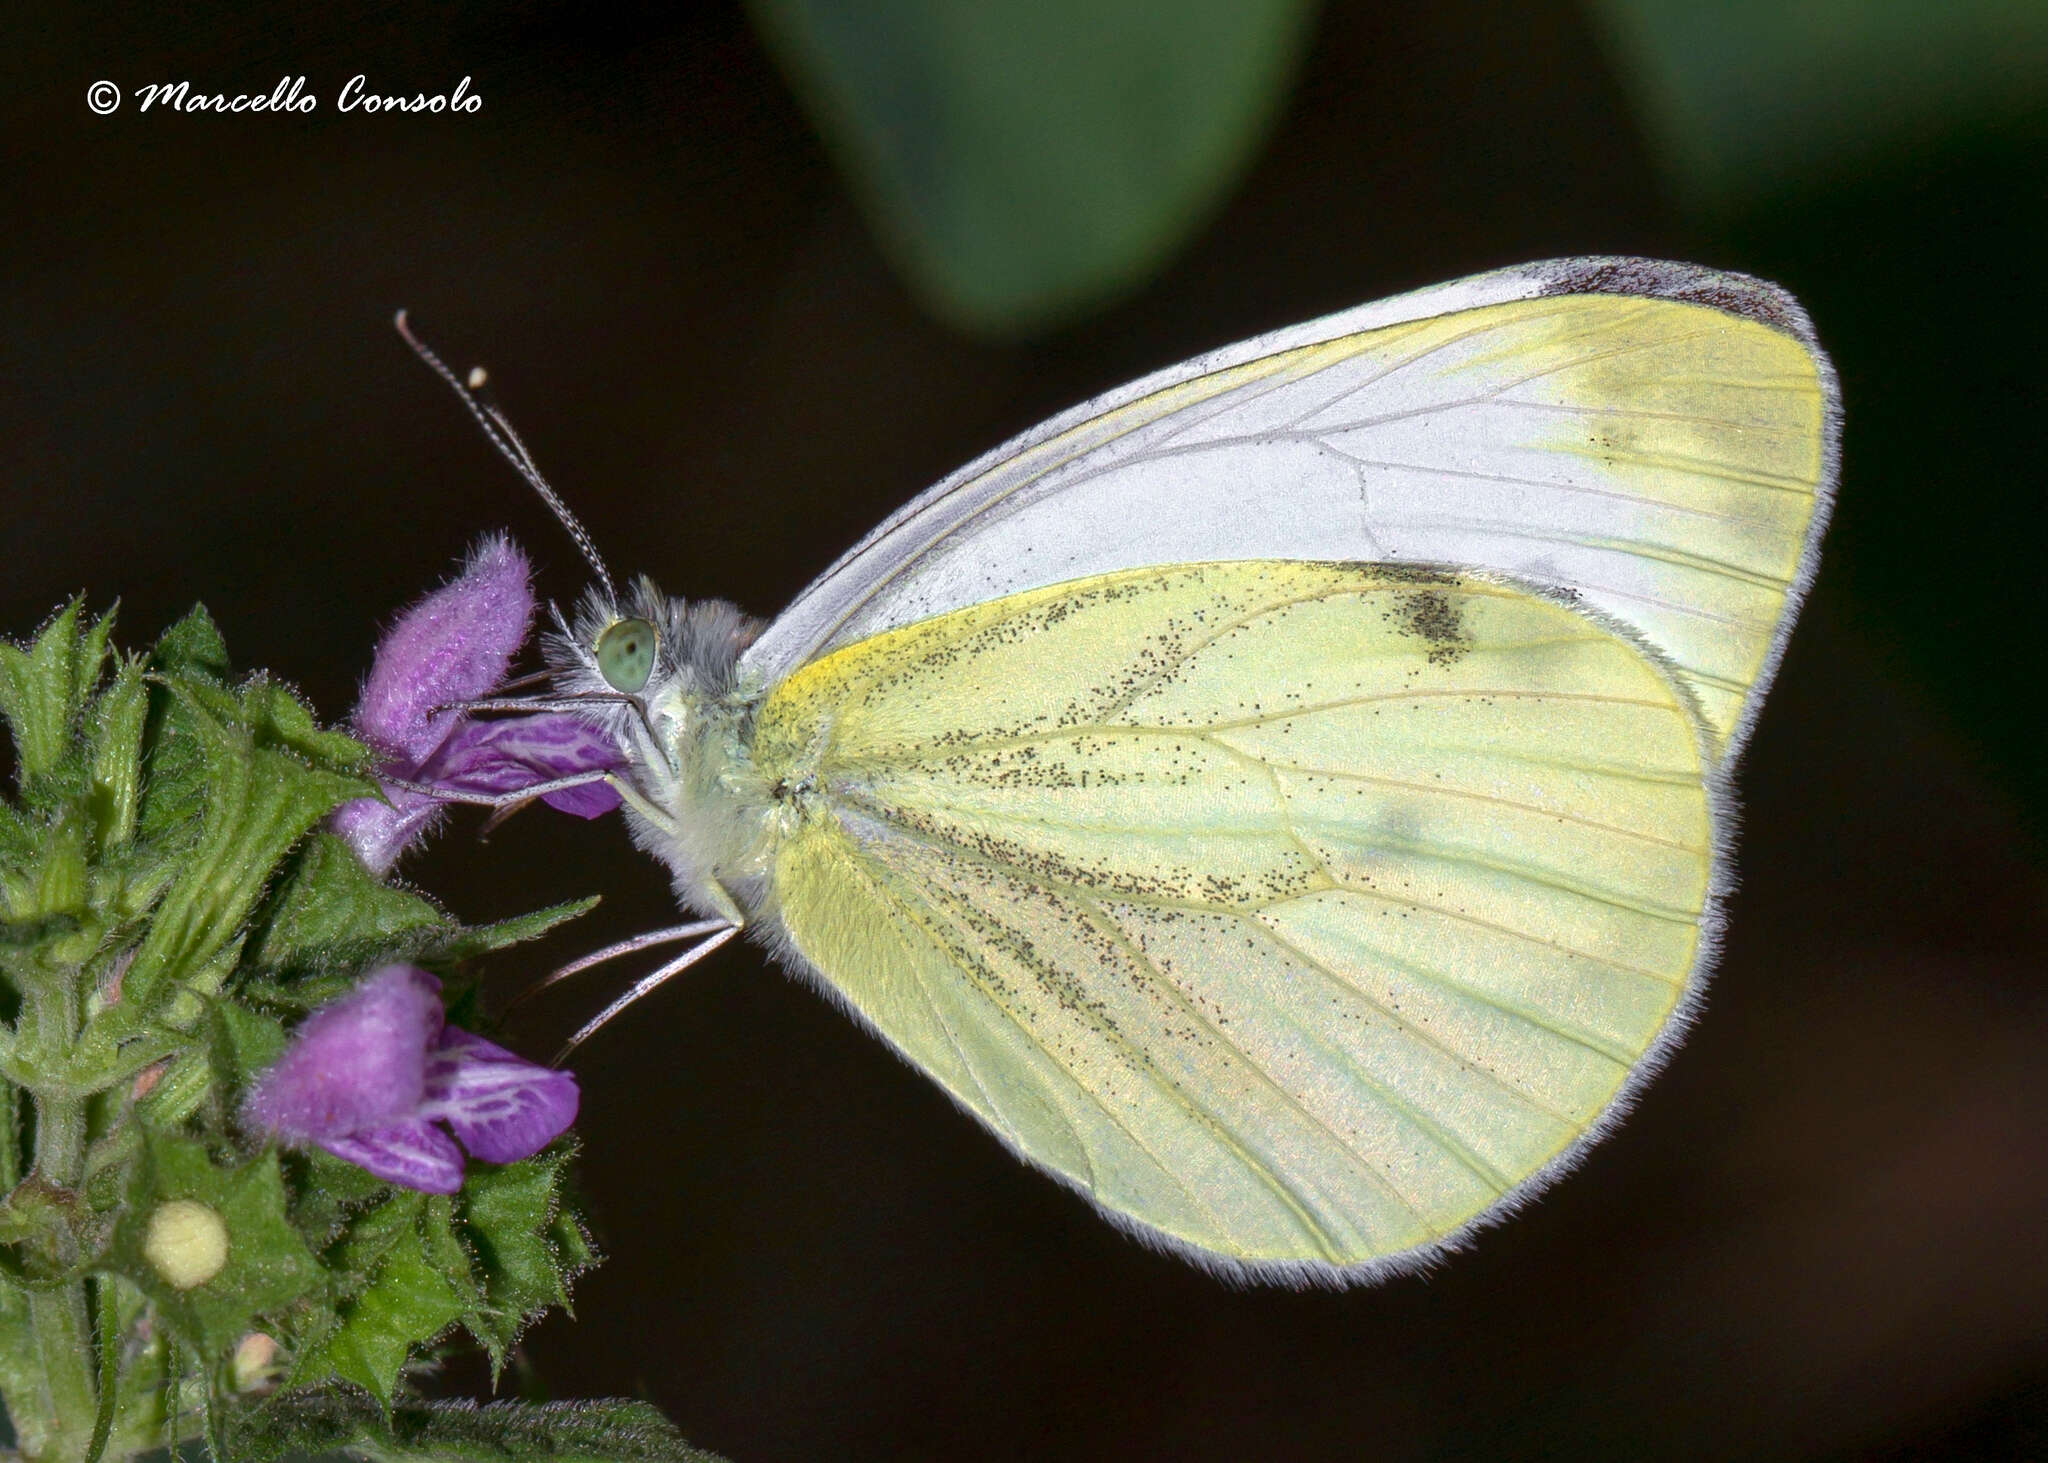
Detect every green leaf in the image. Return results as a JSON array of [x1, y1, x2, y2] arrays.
[[130, 1046, 213, 1132], [284, 1148, 403, 1261], [321, 1192, 427, 1301], [196, 1000, 290, 1129], [749, 0, 1319, 334], [249, 833, 452, 985], [80, 607, 116, 709], [420, 1192, 488, 1335], [88, 1273, 120, 1463], [136, 691, 211, 850], [0, 792, 33, 868], [0, 599, 105, 783], [452, 1148, 595, 1373], [104, 1133, 325, 1355], [149, 604, 230, 684], [80, 1120, 140, 1214], [29, 817, 89, 921], [120, 682, 370, 1013], [0, 1080, 19, 1192], [134, 606, 234, 847], [233, 677, 373, 780], [86, 658, 148, 852], [300, 1210, 465, 1407], [0, 811, 96, 985], [228, 1392, 727, 1463], [0, 1173, 89, 1285], [418, 897, 599, 965], [546, 1199, 596, 1282]]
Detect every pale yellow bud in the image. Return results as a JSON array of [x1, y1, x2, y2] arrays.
[[143, 1199, 227, 1290]]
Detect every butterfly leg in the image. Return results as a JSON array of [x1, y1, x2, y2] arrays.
[[510, 919, 733, 1013], [552, 924, 743, 1064], [589, 778, 752, 927], [382, 769, 617, 806], [699, 878, 747, 927], [439, 692, 662, 749]]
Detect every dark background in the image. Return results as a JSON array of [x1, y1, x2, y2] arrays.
[[5, 4, 2044, 1460]]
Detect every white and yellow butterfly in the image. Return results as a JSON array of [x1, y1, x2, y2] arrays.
[[426, 256, 1838, 1283]]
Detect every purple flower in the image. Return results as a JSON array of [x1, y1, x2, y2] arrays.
[[242, 966, 579, 1194], [330, 535, 624, 874]]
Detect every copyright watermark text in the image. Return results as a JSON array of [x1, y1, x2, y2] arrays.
[[86, 75, 480, 116]]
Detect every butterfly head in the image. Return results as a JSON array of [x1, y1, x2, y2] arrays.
[[392, 311, 776, 920], [546, 579, 772, 927], [545, 579, 764, 773]]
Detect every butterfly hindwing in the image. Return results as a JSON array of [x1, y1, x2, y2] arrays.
[[753, 560, 1720, 1278]]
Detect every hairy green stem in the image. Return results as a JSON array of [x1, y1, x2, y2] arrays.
[[2, 1082, 19, 1190], [25, 1288, 94, 1463], [21, 977, 99, 1463], [84, 1277, 118, 1463]]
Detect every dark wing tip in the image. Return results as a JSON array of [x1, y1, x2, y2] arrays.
[[1524, 256, 1815, 346]]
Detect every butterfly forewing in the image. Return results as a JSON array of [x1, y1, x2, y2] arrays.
[[743, 261, 1835, 767], [753, 561, 1718, 1277]]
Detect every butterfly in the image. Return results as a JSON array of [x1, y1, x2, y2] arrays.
[[414, 256, 1837, 1284]]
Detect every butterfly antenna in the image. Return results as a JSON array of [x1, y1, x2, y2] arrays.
[[394, 309, 618, 605]]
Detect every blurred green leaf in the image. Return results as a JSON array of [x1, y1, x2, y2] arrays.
[[751, 0, 1319, 334], [1587, 0, 2048, 211], [1714, 128, 2048, 841]]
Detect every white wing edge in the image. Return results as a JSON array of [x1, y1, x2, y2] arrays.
[[748, 576, 1742, 1289], [745, 256, 1841, 775]]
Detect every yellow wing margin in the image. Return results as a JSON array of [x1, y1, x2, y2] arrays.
[[755, 561, 1718, 1279]]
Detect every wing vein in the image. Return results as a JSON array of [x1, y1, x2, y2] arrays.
[[1069, 886, 1433, 1240], [831, 801, 1395, 1248], [1277, 306, 1612, 432], [1211, 757, 1705, 853], [1314, 445, 1799, 530], [1295, 924, 1643, 1069], [853, 835, 1236, 1232], [1248, 917, 1583, 1131], [1192, 687, 1682, 734]]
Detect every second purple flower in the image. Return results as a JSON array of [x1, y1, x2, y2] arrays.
[[242, 965, 580, 1193]]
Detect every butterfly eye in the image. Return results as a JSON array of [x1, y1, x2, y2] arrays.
[[595, 617, 657, 694]]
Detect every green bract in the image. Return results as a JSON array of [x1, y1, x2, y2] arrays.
[[0, 601, 718, 1463]]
